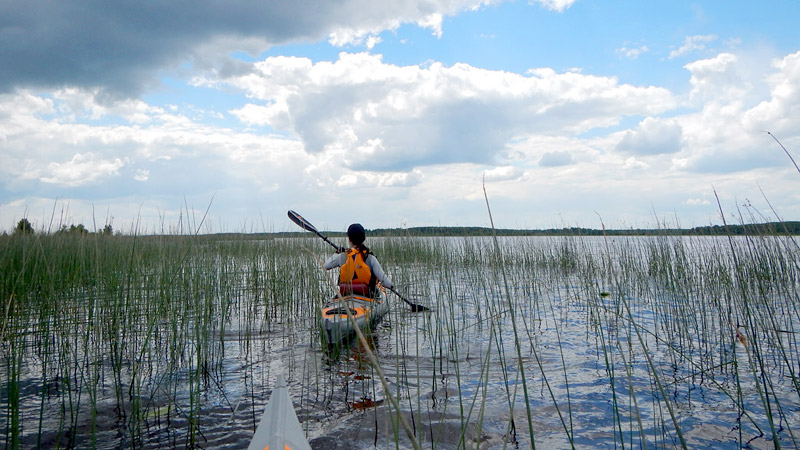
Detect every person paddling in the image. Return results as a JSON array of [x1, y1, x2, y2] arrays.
[[323, 223, 393, 297]]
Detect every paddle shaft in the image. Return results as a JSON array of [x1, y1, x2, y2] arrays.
[[311, 229, 341, 252]]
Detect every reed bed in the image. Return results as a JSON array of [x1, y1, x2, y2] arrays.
[[1, 227, 799, 448]]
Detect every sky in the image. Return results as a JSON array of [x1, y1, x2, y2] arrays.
[[2, 0, 799, 234]]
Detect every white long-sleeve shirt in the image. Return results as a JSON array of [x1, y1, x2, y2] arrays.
[[323, 250, 393, 289]]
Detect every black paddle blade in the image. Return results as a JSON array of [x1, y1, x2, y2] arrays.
[[287, 210, 318, 233], [387, 286, 430, 312]]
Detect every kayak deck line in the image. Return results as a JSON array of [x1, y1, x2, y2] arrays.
[[247, 374, 311, 450]]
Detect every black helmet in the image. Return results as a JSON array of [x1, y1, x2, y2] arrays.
[[347, 223, 366, 245]]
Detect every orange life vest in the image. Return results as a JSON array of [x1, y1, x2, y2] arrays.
[[339, 248, 376, 295]]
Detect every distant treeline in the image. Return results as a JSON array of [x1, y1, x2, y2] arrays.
[[32, 221, 791, 239], [260, 221, 800, 239], [367, 221, 800, 237]]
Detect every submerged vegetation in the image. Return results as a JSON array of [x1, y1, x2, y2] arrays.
[[1, 221, 799, 448]]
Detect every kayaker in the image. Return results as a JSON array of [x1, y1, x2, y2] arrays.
[[323, 223, 393, 297]]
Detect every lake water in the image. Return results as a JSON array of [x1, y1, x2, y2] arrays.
[[3, 235, 799, 448]]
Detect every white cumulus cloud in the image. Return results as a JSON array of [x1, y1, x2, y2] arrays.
[[219, 52, 675, 171], [532, 0, 576, 13], [336, 170, 423, 188], [670, 34, 718, 59], [617, 45, 649, 60], [484, 166, 524, 181], [616, 117, 683, 155], [538, 150, 575, 167], [41, 153, 125, 186]]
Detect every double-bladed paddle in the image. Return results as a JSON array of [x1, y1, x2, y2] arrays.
[[287, 210, 430, 312]]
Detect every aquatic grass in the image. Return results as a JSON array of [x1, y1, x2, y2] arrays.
[[2, 231, 316, 447], [3, 211, 800, 448], [768, 131, 800, 178], [482, 183, 538, 449], [717, 192, 785, 449]]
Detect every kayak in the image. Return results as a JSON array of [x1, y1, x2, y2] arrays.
[[321, 285, 389, 345], [248, 374, 312, 450]]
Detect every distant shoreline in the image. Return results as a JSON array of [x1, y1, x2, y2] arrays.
[[216, 221, 800, 238], [11, 221, 798, 238]]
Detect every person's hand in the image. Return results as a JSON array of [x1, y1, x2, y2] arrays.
[[336, 246, 346, 253]]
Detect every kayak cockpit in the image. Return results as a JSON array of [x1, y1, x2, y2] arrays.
[[320, 286, 389, 346]]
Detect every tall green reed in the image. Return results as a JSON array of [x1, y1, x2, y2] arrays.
[[3, 212, 798, 449], [1, 232, 324, 447]]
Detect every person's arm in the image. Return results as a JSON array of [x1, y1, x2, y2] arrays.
[[366, 254, 393, 289], [323, 252, 346, 270]]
